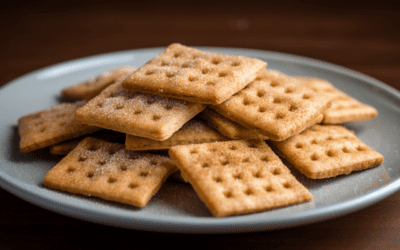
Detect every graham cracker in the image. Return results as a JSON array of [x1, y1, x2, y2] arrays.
[[169, 140, 313, 217], [121, 43, 267, 105], [75, 74, 206, 141], [61, 66, 136, 100], [210, 69, 332, 141], [125, 119, 229, 151], [295, 77, 378, 124], [272, 124, 384, 179], [199, 107, 270, 140], [50, 130, 125, 155], [18, 101, 102, 153], [43, 137, 177, 207]]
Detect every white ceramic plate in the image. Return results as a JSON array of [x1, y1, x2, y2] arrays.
[[1, 47, 400, 233]]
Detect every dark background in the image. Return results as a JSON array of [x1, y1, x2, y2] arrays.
[[1, 1, 399, 249]]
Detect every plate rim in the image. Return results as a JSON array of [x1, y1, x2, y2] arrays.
[[1, 46, 399, 233]]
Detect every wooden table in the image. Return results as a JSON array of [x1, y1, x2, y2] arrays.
[[1, 1, 399, 249]]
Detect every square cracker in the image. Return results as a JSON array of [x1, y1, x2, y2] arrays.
[[169, 140, 313, 217], [198, 107, 270, 140], [125, 119, 229, 151], [121, 43, 267, 105], [272, 124, 384, 179], [210, 69, 331, 141], [43, 137, 177, 207], [61, 66, 136, 100], [18, 101, 102, 153], [295, 77, 378, 124], [75, 75, 206, 141]]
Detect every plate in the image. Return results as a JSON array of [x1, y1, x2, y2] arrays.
[[1, 46, 400, 233]]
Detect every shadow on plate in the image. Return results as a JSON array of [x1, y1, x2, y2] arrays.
[[39, 183, 143, 212], [6, 125, 62, 163], [343, 123, 365, 134], [54, 94, 79, 103], [153, 181, 212, 217]]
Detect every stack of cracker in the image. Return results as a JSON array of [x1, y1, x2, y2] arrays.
[[18, 43, 383, 217]]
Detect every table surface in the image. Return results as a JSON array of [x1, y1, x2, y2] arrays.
[[1, 1, 399, 249]]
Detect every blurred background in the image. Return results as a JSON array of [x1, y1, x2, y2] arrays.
[[1, 1, 399, 249], [1, 0, 399, 87]]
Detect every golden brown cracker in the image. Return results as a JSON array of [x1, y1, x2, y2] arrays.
[[61, 66, 136, 100], [169, 140, 313, 217], [43, 137, 177, 207], [18, 101, 101, 153], [122, 43, 267, 105], [75, 74, 206, 141], [295, 77, 378, 124], [272, 124, 384, 179], [125, 119, 229, 151], [210, 69, 331, 141], [198, 107, 270, 140]]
